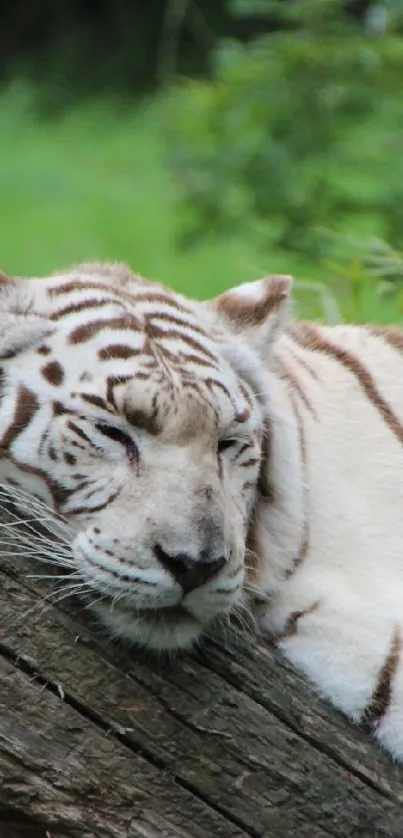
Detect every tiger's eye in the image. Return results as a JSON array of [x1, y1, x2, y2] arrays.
[[95, 424, 138, 461], [218, 438, 238, 455]]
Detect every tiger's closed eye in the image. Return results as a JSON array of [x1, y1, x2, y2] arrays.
[[95, 423, 138, 460], [217, 438, 238, 455]]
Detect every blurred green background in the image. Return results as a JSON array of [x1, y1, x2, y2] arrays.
[[1, 0, 403, 322]]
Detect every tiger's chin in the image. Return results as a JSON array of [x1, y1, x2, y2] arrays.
[[91, 600, 206, 652]]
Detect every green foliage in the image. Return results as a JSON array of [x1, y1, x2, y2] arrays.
[[320, 235, 403, 324], [0, 84, 285, 301], [1, 81, 403, 328], [169, 0, 403, 274]]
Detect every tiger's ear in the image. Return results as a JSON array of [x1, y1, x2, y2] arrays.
[[213, 275, 293, 354], [0, 272, 54, 360]]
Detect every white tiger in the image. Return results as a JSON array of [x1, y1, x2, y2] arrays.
[[1, 261, 403, 763]]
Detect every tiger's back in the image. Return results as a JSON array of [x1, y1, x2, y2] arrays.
[[261, 322, 403, 758], [1, 261, 403, 763]]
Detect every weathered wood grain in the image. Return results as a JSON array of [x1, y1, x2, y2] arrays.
[[1, 509, 403, 838]]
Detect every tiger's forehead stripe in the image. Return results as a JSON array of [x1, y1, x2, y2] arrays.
[[39, 273, 255, 438], [48, 279, 148, 299], [126, 290, 192, 314], [41, 360, 65, 387], [98, 345, 143, 361], [68, 315, 142, 345], [50, 296, 126, 321], [79, 393, 113, 412], [145, 324, 217, 364], [47, 280, 192, 317], [48, 283, 217, 368], [147, 309, 209, 337]]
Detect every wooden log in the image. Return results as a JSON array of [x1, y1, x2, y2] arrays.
[[1, 508, 403, 838]]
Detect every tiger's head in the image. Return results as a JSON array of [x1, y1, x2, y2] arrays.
[[0, 263, 291, 650]]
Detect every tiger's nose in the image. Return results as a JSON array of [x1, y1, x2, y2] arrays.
[[154, 544, 226, 594]]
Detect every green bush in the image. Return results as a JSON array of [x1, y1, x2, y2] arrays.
[[169, 0, 403, 272]]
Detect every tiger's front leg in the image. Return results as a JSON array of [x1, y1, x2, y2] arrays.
[[259, 589, 403, 761]]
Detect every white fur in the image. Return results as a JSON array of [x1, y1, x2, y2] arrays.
[[0, 266, 262, 653], [2, 264, 403, 763], [253, 326, 403, 762]]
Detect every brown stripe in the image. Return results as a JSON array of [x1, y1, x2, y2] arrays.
[[52, 400, 72, 416], [1, 449, 75, 511], [285, 392, 309, 579], [38, 426, 49, 457], [257, 421, 273, 502], [98, 344, 142, 360], [50, 280, 189, 318], [68, 315, 141, 345], [147, 310, 209, 338], [133, 371, 150, 381], [245, 424, 273, 579], [238, 382, 254, 407], [369, 326, 403, 354], [360, 628, 401, 734], [142, 341, 184, 369], [146, 323, 217, 363], [177, 353, 215, 369], [48, 444, 58, 460], [81, 485, 108, 501], [79, 393, 113, 412], [36, 344, 51, 356], [0, 385, 39, 449], [67, 420, 99, 449], [135, 291, 190, 313], [235, 407, 251, 424], [287, 345, 321, 382], [49, 280, 125, 298], [41, 360, 64, 386], [72, 477, 96, 488], [51, 297, 124, 320], [291, 322, 403, 444], [64, 452, 77, 465], [50, 480, 77, 509], [106, 375, 134, 407], [205, 378, 232, 401], [278, 358, 316, 417], [281, 602, 320, 639], [84, 553, 154, 584], [66, 489, 121, 516], [239, 457, 260, 469], [124, 408, 160, 436], [236, 442, 253, 460]]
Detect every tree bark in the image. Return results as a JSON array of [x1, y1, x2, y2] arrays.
[[1, 509, 403, 838]]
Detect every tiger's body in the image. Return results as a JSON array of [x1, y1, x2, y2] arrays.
[[1, 262, 403, 762]]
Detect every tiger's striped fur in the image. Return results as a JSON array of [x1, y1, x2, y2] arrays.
[[1, 262, 403, 763]]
